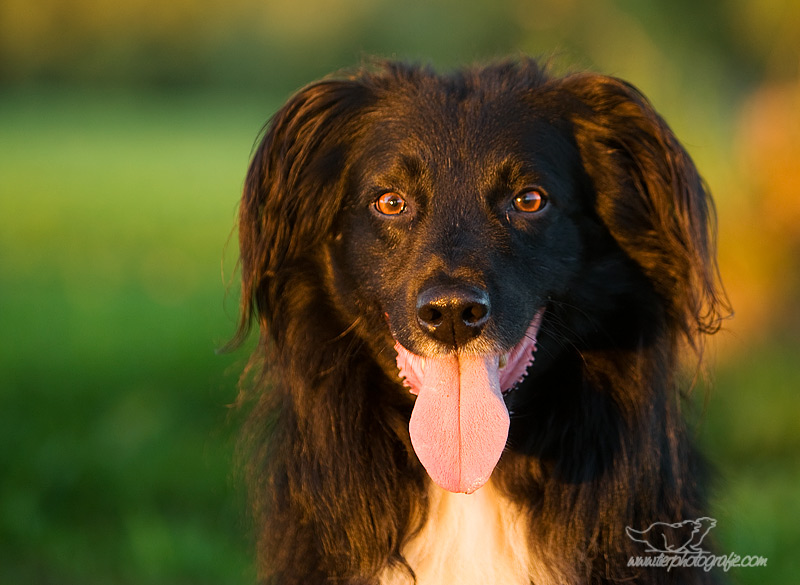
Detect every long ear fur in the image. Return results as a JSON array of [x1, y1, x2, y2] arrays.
[[234, 78, 371, 345], [555, 74, 730, 349], [234, 75, 424, 584]]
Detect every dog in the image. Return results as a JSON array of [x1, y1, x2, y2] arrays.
[[231, 58, 729, 584]]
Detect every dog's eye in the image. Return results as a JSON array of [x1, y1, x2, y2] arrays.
[[374, 192, 407, 216], [513, 189, 548, 213]]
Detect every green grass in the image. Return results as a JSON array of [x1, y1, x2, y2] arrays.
[[698, 344, 800, 584], [1, 89, 796, 583], [0, 89, 269, 584]]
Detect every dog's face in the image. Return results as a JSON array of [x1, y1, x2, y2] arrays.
[[331, 92, 586, 356], [320, 81, 615, 492], [238, 62, 722, 494], [324, 89, 602, 491]]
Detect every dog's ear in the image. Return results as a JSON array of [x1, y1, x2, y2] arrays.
[[555, 74, 729, 344], [234, 79, 370, 342]]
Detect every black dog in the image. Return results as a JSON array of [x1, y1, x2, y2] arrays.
[[232, 59, 728, 584]]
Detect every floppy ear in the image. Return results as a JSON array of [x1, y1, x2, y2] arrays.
[[234, 79, 370, 342], [556, 74, 728, 344]]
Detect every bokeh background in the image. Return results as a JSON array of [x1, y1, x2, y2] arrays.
[[2, 0, 798, 583]]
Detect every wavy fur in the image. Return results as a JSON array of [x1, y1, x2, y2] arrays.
[[232, 59, 729, 584]]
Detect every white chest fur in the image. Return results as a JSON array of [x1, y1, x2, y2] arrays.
[[380, 483, 534, 585]]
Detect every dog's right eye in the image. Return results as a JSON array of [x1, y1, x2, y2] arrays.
[[374, 192, 407, 216], [513, 188, 548, 213]]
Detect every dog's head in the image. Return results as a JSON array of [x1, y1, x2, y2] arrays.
[[236, 60, 726, 493]]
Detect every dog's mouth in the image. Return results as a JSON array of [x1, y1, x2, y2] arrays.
[[393, 310, 544, 494]]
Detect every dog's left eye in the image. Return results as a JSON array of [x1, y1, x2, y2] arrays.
[[513, 189, 548, 213], [374, 192, 407, 216]]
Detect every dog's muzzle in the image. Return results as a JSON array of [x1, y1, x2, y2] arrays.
[[393, 309, 544, 493]]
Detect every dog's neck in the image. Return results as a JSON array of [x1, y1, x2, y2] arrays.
[[381, 481, 544, 585]]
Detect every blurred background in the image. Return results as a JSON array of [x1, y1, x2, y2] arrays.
[[1, 0, 798, 583]]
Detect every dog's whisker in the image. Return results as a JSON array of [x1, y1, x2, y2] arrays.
[[328, 315, 364, 343]]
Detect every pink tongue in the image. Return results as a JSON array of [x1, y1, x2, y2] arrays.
[[405, 352, 509, 494]]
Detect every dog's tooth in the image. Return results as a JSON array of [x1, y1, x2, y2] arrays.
[[499, 353, 508, 369]]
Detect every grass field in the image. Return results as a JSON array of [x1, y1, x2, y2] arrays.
[[1, 89, 796, 584]]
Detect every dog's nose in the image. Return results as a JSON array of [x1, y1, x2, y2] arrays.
[[416, 285, 490, 347]]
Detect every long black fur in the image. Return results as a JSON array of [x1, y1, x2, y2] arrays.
[[232, 58, 729, 584]]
